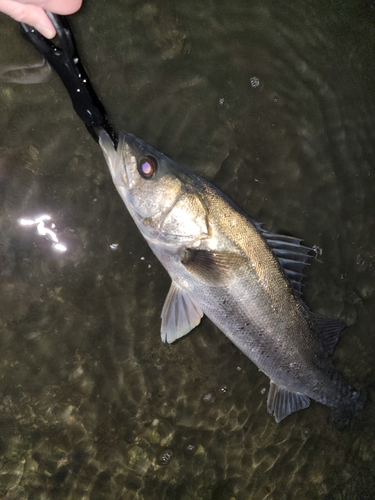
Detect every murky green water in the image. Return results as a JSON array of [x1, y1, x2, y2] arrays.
[[0, 0, 375, 498]]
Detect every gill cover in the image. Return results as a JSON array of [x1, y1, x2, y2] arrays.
[[99, 130, 209, 244]]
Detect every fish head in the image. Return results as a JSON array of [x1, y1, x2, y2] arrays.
[[99, 130, 208, 245]]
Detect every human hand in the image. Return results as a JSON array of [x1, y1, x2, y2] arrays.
[[0, 0, 82, 38]]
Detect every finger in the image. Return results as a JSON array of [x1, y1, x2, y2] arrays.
[[15, 0, 82, 16], [0, 0, 56, 38]]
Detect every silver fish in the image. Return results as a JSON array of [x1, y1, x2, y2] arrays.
[[99, 129, 363, 424]]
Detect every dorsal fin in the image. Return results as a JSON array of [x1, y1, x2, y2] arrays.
[[260, 230, 313, 298], [308, 313, 346, 355]]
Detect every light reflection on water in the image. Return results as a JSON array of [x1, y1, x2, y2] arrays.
[[18, 214, 67, 252], [0, 0, 375, 499]]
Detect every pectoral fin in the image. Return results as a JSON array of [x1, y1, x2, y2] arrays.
[[267, 382, 310, 423], [182, 249, 247, 286], [161, 282, 203, 343]]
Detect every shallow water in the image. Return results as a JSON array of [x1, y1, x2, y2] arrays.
[[0, 0, 375, 498]]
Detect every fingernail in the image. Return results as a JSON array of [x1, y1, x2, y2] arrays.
[[35, 24, 56, 39]]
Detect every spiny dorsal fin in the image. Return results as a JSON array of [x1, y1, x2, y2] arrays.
[[161, 281, 203, 343], [267, 382, 310, 423], [261, 230, 313, 298]]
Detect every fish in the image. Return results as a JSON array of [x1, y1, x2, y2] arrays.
[[98, 129, 364, 424]]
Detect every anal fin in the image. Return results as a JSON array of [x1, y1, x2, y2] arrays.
[[161, 282, 203, 344], [267, 382, 310, 423]]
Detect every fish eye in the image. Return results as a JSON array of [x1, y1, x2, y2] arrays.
[[138, 156, 157, 179]]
